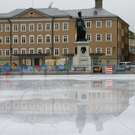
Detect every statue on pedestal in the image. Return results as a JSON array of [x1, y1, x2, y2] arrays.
[[75, 11, 87, 42]]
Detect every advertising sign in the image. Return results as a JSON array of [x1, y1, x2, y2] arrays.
[[93, 67, 102, 73], [105, 80, 112, 88], [93, 81, 102, 87], [105, 66, 112, 74]]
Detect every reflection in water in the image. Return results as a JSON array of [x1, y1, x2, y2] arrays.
[[0, 79, 135, 134]]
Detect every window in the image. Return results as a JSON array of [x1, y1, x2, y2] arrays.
[[14, 103, 19, 109], [97, 92, 102, 99], [96, 34, 102, 41], [13, 35, 18, 44], [13, 48, 18, 55], [37, 48, 42, 53], [5, 24, 10, 32], [21, 35, 26, 44], [46, 103, 52, 109], [5, 36, 10, 44], [29, 23, 34, 31], [106, 20, 112, 28], [29, 11, 34, 16], [37, 23, 43, 31], [106, 92, 112, 99], [86, 21, 91, 28], [45, 48, 51, 54], [54, 35, 59, 43], [106, 47, 112, 55], [29, 48, 34, 54], [106, 105, 112, 112], [13, 24, 18, 31], [38, 103, 43, 109], [21, 24, 26, 31], [0, 49, 3, 57], [0, 24, 3, 32], [21, 102, 27, 109], [122, 29, 124, 36], [89, 47, 92, 53], [45, 34, 51, 43], [37, 35, 43, 43], [54, 102, 60, 110], [6, 102, 11, 109], [96, 47, 102, 53], [45, 23, 51, 31], [87, 105, 92, 111], [106, 33, 112, 41], [0, 103, 3, 109], [63, 35, 68, 43], [0, 36, 3, 44], [30, 103, 35, 109], [63, 22, 68, 30], [5, 49, 10, 57], [96, 21, 102, 28], [86, 34, 91, 42], [54, 48, 59, 56], [107, 60, 111, 65], [96, 104, 102, 112], [29, 35, 34, 44], [63, 48, 68, 54], [21, 48, 26, 54], [54, 23, 59, 31], [63, 103, 69, 110]]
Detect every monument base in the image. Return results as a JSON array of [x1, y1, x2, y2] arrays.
[[73, 41, 91, 70]]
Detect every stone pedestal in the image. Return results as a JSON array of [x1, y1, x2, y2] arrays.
[[73, 41, 91, 70]]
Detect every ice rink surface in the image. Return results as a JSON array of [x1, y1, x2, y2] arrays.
[[0, 75, 135, 135]]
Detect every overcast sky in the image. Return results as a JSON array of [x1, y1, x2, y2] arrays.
[[0, 0, 135, 32]]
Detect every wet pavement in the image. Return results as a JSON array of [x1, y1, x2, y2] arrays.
[[0, 78, 135, 135]]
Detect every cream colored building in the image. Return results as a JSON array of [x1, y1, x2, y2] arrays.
[[0, 0, 129, 66]]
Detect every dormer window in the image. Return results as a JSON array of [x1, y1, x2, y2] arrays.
[[29, 11, 34, 16], [94, 11, 98, 15]]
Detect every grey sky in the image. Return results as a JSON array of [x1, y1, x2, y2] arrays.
[[0, 0, 135, 32]]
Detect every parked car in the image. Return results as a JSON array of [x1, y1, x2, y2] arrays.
[[118, 62, 134, 70]]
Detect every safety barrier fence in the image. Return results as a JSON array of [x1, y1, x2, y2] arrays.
[[0, 65, 135, 75]]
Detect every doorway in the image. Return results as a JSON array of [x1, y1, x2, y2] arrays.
[[34, 58, 40, 65]]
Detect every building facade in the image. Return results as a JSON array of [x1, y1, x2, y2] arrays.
[[129, 31, 135, 62], [0, 0, 129, 66]]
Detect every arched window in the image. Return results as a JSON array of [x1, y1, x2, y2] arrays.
[[29, 35, 34, 44], [21, 35, 26, 44], [45, 34, 51, 43], [37, 35, 43, 43], [13, 35, 18, 44]]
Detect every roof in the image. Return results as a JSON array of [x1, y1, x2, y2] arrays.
[[0, 8, 70, 19], [0, 7, 117, 19], [62, 7, 117, 18]]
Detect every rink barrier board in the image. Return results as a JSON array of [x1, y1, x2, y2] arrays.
[[0, 65, 135, 75]]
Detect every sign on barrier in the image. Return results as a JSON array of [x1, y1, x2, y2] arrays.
[[105, 66, 112, 74], [105, 80, 112, 88], [93, 67, 102, 73]]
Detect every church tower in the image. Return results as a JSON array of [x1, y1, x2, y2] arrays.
[[95, 0, 103, 8]]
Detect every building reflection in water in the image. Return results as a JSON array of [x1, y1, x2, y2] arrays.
[[0, 79, 134, 133]]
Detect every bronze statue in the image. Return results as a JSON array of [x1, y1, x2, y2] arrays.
[[75, 11, 87, 41]]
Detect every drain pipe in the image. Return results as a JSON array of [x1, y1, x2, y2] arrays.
[[52, 17, 54, 59], [8, 18, 12, 66]]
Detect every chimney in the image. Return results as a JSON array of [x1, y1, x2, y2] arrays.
[[95, 0, 103, 8]]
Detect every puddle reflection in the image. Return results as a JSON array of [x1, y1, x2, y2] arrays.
[[0, 79, 135, 134]]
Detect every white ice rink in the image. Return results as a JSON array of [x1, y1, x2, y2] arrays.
[[0, 75, 135, 135]]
